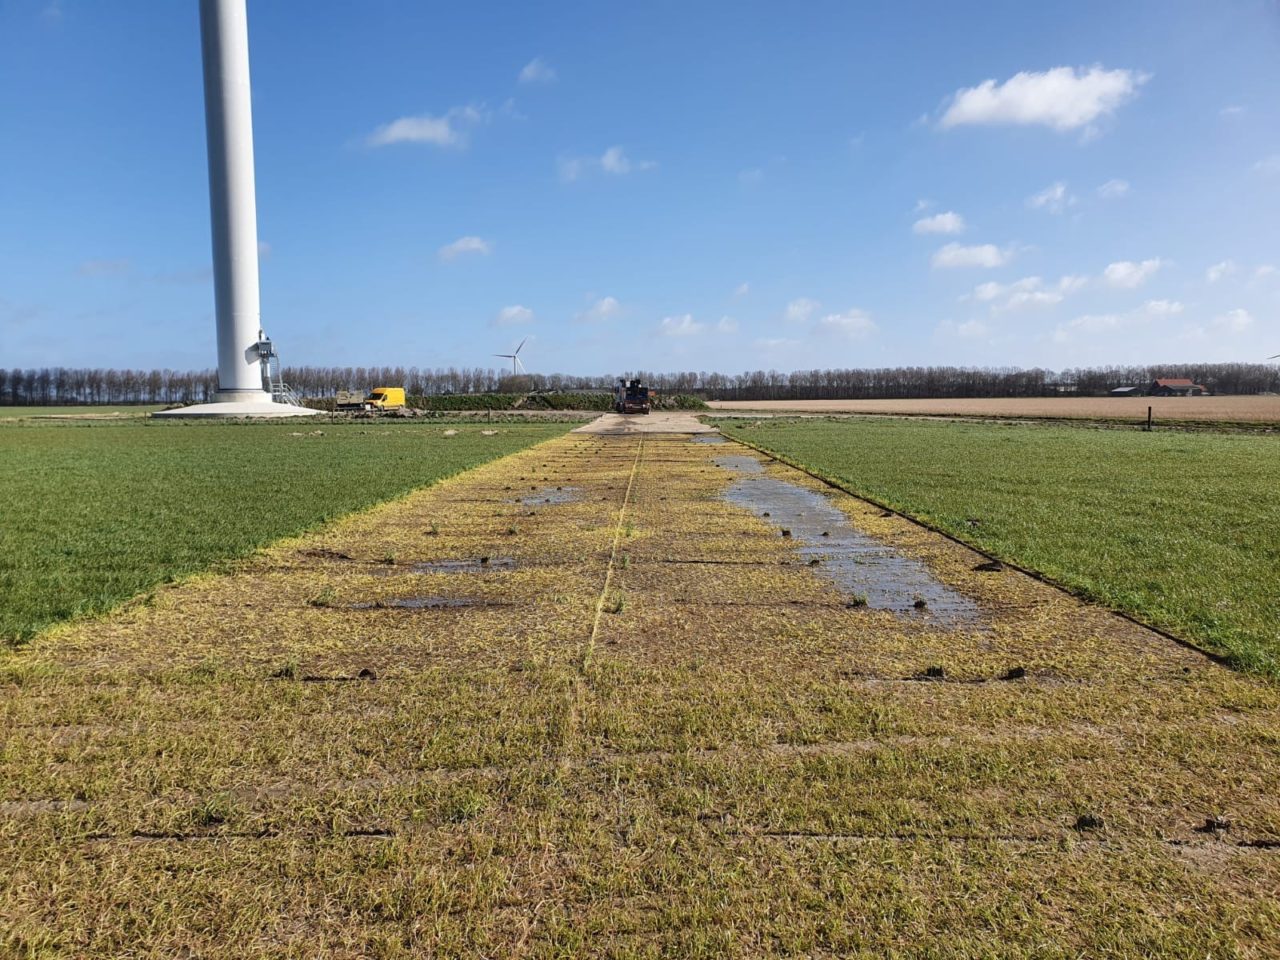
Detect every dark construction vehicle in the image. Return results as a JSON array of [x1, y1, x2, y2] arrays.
[[614, 378, 651, 414]]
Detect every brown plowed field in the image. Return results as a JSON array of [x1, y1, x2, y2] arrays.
[[708, 395, 1280, 422], [3, 423, 1278, 957]]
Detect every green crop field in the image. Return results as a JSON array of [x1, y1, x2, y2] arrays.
[[718, 416, 1280, 676], [0, 405, 167, 418], [0, 419, 571, 646]]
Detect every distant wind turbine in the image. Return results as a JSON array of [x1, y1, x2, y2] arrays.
[[495, 338, 528, 375]]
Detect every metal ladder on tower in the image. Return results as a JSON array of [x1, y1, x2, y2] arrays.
[[257, 332, 305, 407]]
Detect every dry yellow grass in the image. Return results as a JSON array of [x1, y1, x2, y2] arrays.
[[3, 429, 1278, 957], [708, 395, 1280, 423]]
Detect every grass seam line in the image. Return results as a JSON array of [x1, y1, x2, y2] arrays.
[[720, 428, 1236, 674], [583, 435, 645, 669]]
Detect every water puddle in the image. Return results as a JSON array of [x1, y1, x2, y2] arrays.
[[692, 435, 727, 444], [347, 597, 494, 610], [515, 486, 580, 506], [410, 557, 516, 574], [721, 477, 979, 626], [713, 454, 765, 474], [299, 548, 354, 561]]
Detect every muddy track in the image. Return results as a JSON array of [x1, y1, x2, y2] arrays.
[[3, 420, 1279, 956]]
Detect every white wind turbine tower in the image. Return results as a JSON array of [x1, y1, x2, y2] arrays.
[[495, 338, 529, 376], [158, 0, 316, 418]]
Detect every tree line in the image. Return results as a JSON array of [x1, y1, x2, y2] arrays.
[[3, 362, 1277, 406], [656, 363, 1280, 401]]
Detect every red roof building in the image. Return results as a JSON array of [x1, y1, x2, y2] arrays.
[[1149, 378, 1207, 396]]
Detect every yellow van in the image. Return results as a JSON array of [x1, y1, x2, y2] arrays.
[[365, 387, 406, 410]]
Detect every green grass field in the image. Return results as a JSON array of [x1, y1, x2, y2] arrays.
[[718, 416, 1280, 676], [0, 419, 571, 646], [0, 405, 167, 418]]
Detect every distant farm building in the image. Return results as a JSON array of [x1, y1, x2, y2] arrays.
[[1109, 386, 1143, 397], [1149, 378, 1207, 397]]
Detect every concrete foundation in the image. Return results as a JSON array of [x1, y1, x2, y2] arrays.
[[154, 396, 320, 419]]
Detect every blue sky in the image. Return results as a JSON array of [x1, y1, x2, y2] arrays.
[[2, 0, 1278, 375]]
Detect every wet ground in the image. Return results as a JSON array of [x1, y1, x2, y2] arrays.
[[347, 596, 499, 610], [516, 485, 580, 505], [719, 472, 979, 625], [3, 423, 1279, 957]]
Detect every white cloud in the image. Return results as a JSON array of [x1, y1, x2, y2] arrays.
[[1221, 105, 1246, 117], [785, 298, 820, 323], [557, 157, 586, 182], [518, 57, 556, 84], [817, 309, 877, 339], [1143, 299, 1184, 316], [932, 243, 1010, 269], [968, 275, 1085, 311], [1097, 179, 1130, 199], [913, 199, 933, 213], [576, 296, 621, 323], [367, 104, 487, 148], [716, 316, 739, 334], [493, 304, 534, 326], [972, 281, 1004, 302], [559, 146, 655, 182], [371, 116, 456, 147], [1206, 260, 1237, 283], [937, 319, 990, 339], [738, 167, 765, 186], [1053, 299, 1182, 343], [913, 211, 965, 234], [601, 146, 632, 174], [1055, 313, 1122, 340], [755, 337, 800, 350], [438, 236, 492, 261], [660, 314, 704, 337], [1027, 181, 1075, 214], [733, 282, 751, 298], [1103, 258, 1163, 288], [1255, 264, 1277, 279], [1181, 307, 1256, 343], [939, 66, 1147, 133], [1005, 281, 1063, 310], [1213, 308, 1253, 332], [1254, 155, 1280, 175]]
